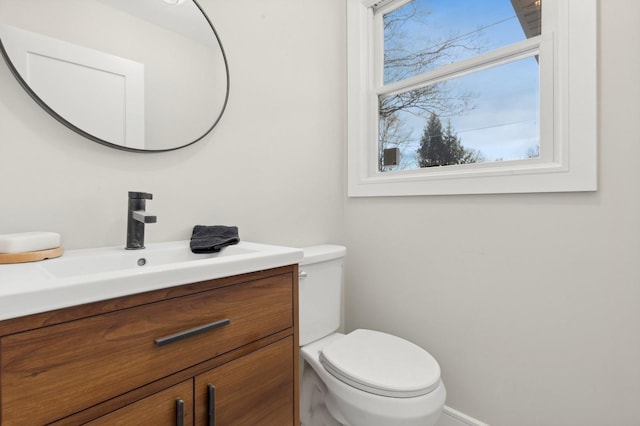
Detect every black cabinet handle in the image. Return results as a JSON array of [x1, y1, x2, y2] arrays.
[[154, 319, 231, 347], [208, 384, 216, 426], [176, 398, 185, 426]]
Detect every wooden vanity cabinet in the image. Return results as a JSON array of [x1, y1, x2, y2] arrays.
[[0, 265, 299, 426]]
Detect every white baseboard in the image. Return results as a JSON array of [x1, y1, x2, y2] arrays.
[[437, 405, 489, 426]]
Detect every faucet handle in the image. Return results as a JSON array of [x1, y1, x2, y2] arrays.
[[128, 191, 153, 200], [132, 211, 157, 223]]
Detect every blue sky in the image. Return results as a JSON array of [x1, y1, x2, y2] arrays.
[[383, 0, 540, 167]]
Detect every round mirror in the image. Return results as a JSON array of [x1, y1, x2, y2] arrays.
[[0, 0, 229, 152]]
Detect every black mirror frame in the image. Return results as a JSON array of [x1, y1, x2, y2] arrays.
[[0, 0, 229, 153]]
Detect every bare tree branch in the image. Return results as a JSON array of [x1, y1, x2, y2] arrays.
[[377, 1, 483, 171]]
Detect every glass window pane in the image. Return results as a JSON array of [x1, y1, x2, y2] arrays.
[[383, 0, 542, 84], [378, 56, 539, 172]]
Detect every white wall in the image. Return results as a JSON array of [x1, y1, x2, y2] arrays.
[[344, 1, 640, 425], [0, 0, 346, 250]]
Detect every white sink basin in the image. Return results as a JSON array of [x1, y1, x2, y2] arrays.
[[0, 241, 303, 321], [41, 241, 259, 278]]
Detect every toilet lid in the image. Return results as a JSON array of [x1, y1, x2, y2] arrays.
[[319, 329, 441, 398]]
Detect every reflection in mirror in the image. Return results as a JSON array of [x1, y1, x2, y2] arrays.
[[0, 0, 229, 152]]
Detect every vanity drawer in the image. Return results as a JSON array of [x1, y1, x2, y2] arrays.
[[0, 273, 293, 425]]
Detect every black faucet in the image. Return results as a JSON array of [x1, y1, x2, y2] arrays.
[[126, 191, 157, 250]]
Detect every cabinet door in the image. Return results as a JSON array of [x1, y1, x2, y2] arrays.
[[195, 337, 294, 426], [85, 380, 193, 426]]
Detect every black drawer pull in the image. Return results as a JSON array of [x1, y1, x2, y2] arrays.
[[208, 384, 216, 426], [155, 319, 231, 347], [176, 398, 185, 426]]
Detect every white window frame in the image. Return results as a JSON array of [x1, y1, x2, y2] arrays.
[[347, 0, 597, 196]]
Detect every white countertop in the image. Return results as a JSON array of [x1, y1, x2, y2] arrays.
[[0, 241, 303, 321]]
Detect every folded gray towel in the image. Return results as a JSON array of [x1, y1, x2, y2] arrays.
[[190, 225, 240, 253]]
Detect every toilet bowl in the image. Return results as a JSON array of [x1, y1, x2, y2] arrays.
[[299, 245, 445, 426]]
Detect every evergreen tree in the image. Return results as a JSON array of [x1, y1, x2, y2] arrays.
[[417, 113, 444, 167], [417, 113, 483, 167]]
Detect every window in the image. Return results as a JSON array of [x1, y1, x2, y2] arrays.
[[347, 0, 597, 196]]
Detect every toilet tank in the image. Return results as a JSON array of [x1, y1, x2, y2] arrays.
[[299, 245, 347, 346]]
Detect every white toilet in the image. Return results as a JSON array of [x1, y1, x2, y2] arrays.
[[299, 245, 446, 426]]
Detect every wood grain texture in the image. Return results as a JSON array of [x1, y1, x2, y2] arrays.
[[84, 380, 194, 426], [0, 266, 294, 336], [195, 337, 295, 426], [49, 330, 293, 425], [1, 274, 292, 425]]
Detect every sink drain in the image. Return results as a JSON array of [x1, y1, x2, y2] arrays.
[[137, 258, 147, 267]]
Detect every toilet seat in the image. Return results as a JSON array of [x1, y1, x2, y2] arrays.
[[319, 329, 441, 398]]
